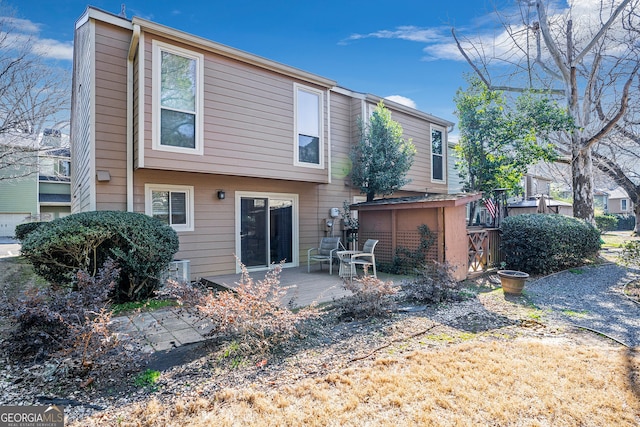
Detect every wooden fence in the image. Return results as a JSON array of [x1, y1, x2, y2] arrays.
[[467, 227, 503, 274]]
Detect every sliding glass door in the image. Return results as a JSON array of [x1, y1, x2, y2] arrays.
[[237, 192, 298, 271]]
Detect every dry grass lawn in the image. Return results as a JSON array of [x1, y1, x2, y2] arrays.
[[85, 340, 640, 427]]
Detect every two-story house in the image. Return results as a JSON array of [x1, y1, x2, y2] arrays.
[[71, 7, 454, 281]]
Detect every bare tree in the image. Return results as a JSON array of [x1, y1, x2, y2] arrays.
[[592, 106, 640, 233], [0, 9, 69, 181], [452, 0, 640, 224]]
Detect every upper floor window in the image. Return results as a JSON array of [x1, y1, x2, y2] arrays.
[[431, 127, 445, 182], [153, 41, 204, 155], [39, 157, 70, 179], [621, 199, 628, 211], [145, 184, 194, 232], [294, 84, 323, 168]]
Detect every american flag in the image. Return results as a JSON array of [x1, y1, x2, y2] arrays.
[[484, 198, 497, 218]]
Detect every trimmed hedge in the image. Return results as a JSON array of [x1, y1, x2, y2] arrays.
[[20, 211, 179, 302], [614, 214, 636, 231], [595, 214, 618, 233], [501, 214, 601, 275], [14, 222, 43, 241]]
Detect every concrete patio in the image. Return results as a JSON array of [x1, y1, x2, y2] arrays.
[[111, 264, 360, 352]]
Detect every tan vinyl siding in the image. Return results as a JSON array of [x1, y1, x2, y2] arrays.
[[350, 97, 364, 151], [132, 169, 324, 279], [363, 102, 448, 195], [93, 21, 130, 211], [141, 35, 329, 183], [71, 20, 94, 213]]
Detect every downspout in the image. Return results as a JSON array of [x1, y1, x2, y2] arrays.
[[126, 25, 140, 212], [327, 89, 331, 184], [126, 24, 140, 212]]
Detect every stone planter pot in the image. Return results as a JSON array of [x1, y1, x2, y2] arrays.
[[497, 270, 529, 295]]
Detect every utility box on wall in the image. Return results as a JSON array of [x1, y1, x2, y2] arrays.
[[162, 259, 191, 284]]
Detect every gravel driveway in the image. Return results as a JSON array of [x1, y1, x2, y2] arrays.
[[526, 263, 640, 347]]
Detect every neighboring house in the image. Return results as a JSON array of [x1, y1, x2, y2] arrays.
[[0, 130, 71, 237], [70, 7, 454, 281], [594, 189, 609, 212], [38, 146, 72, 221], [507, 197, 573, 216], [447, 138, 464, 194], [607, 186, 633, 214]]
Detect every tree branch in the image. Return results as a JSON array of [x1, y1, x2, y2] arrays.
[[573, 0, 634, 66], [583, 62, 640, 151], [452, 26, 564, 95], [535, 0, 571, 84], [451, 27, 493, 88]]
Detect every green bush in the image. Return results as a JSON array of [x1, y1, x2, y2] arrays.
[[501, 214, 601, 275], [14, 222, 43, 241], [595, 214, 618, 233], [614, 214, 636, 231], [20, 211, 179, 302]]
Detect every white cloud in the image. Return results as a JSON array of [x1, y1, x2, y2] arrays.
[[384, 95, 417, 109], [0, 15, 73, 61], [32, 38, 74, 60], [341, 1, 631, 65], [340, 25, 445, 45], [5, 17, 40, 33]]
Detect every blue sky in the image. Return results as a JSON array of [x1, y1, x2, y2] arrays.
[[11, 1, 545, 133]]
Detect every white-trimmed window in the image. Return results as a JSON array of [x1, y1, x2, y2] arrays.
[[621, 199, 628, 211], [431, 126, 445, 182], [152, 41, 204, 155], [145, 184, 194, 232], [294, 84, 323, 168]]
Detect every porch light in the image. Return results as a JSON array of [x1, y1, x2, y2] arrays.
[[217, 190, 225, 200]]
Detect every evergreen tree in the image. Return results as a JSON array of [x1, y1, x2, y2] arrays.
[[350, 101, 416, 202]]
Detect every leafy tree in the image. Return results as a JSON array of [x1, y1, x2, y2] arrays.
[[350, 101, 416, 202], [452, 0, 640, 224], [454, 76, 572, 225]]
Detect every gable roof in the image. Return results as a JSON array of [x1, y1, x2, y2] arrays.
[[607, 187, 630, 199]]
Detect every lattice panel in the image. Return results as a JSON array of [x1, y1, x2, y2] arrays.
[[359, 231, 440, 264], [396, 231, 439, 262], [467, 229, 488, 273], [358, 231, 392, 263]]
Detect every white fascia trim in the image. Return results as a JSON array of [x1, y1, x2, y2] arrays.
[[152, 40, 204, 156], [331, 86, 365, 99], [364, 93, 455, 128], [77, 7, 133, 31], [134, 17, 336, 89]]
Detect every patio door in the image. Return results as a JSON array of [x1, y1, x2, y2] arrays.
[[236, 192, 298, 271]]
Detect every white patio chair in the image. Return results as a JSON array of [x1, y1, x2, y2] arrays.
[[338, 239, 378, 281], [307, 237, 343, 275]]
